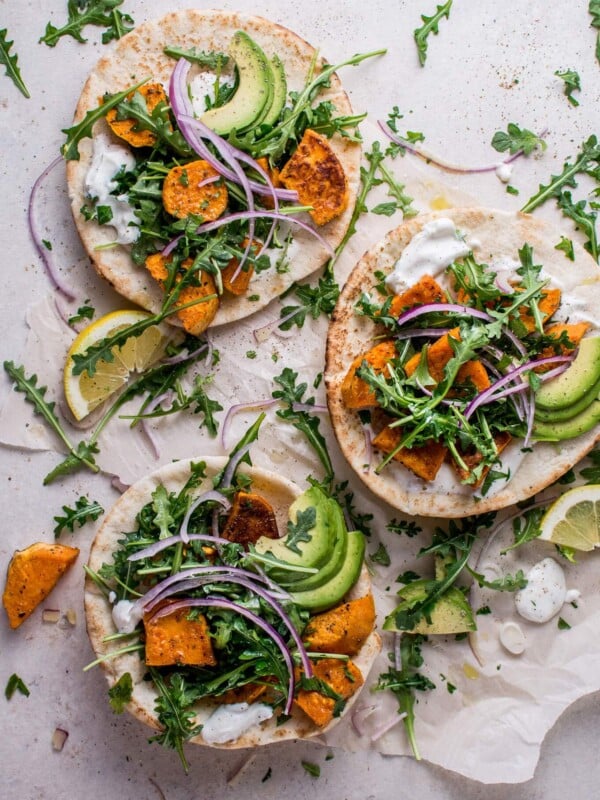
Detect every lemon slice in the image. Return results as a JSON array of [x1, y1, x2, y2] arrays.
[[538, 485, 600, 551], [64, 310, 173, 421]]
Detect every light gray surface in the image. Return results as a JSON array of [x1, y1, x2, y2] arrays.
[[2, 1, 600, 798]]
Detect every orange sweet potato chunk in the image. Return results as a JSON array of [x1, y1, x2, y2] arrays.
[[162, 160, 228, 221], [221, 238, 259, 296], [452, 431, 512, 487], [518, 288, 561, 332], [3, 542, 79, 629], [144, 603, 216, 667], [341, 340, 398, 410], [221, 491, 279, 547], [106, 83, 167, 148], [279, 129, 348, 226], [372, 424, 447, 482], [388, 275, 445, 317], [404, 328, 489, 395], [295, 658, 364, 727], [302, 594, 375, 656], [534, 322, 591, 371], [145, 253, 219, 335]]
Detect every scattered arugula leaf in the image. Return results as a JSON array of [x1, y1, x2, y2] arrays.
[[149, 670, 201, 772], [414, 1, 453, 66], [388, 518, 422, 538], [285, 507, 317, 555], [555, 236, 575, 261], [0, 29, 30, 98], [580, 447, 600, 483], [369, 542, 391, 566], [467, 566, 528, 592], [40, 0, 134, 48], [491, 123, 547, 156], [278, 273, 340, 331], [163, 46, 229, 69], [5, 673, 30, 700], [108, 671, 133, 712], [554, 68, 581, 106], [53, 496, 104, 537], [557, 192, 598, 262], [301, 761, 321, 778], [68, 303, 95, 325], [558, 616, 571, 630], [590, 0, 600, 63]]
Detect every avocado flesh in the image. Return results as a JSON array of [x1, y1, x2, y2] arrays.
[[287, 501, 348, 592], [383, 581, 476, 635], [260, 54, 287, 127], [533, 396, 600, 441], [254, 486, 334, 577], [290, 531, 366, 612], [535, 373, 600, 422], [201, 31, 273, 135], [535, 336, 600, 411]]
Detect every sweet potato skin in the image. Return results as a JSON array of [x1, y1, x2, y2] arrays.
[[162, 160, 228, 221], [295, 658, 363, 727], [106, 83, 167, 148], [279, 129, 348, 226], [3, 542, 79, 629], [221, 491, 279, 547], [341, 340, 398, 410], [388, 275, 445, 318], [145, 253, 219, 335], [302, 593, 376, 656], [144, 603, 216, 667]]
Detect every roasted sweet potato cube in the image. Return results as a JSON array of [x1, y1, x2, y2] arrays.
[[219, 683, 268, 705], [534, 322, 591, 372], [255, 157, 281, 209], [106, 83, 167, 148], [294, 658, 363, 727], [221, 238, 259, 296], [144, 603, 216, 667], [404, 327, 461, 383], [341, 340, 398, 410], [145, 253, 219, 335], [162, 160, 228, 221], [221, 491, 279, 547], [388, 275, 445, 317], [372, 424, 447, 482], [279, 129, 348, 226], [518, 288, 561, 332], [452, 361, 491, 395], [452, 431, 512, 488], [3, 542, 79, 629], [303, 593, 376, 656]]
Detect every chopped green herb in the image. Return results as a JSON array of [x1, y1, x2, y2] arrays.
[[0, 28, 30, 98], [554, 69, 581, 106], [558, 617, 571, 630], [413, 1, 453, 66], [369, 542, 391, 566], [476, 605, 492, 615], [491, 123, 547, 156], [245, 350, 257, 359], [68, 303, 95, 325], [555, 236, 575, 261], [506, 185, 519, 196], [446, 681, 457, 694], [53, 496, 104, 537], [108, 671, 133, 712], [387, 519, 422, 538], [590, 0, 600, 63], [396, 570, 421, 584], [5, 673, 30, 699], [301, 761, 321, 778]]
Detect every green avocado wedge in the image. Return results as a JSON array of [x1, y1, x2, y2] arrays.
[[535, 336, 600, 411], [290, 531, 365, 612], [533, 396, 600, 441], [286, 500, 348, 592], [260, 54, 287, 127], [383, 581, 476, 635], [535, 373, 600, 422], [201, 31, 273, 135]]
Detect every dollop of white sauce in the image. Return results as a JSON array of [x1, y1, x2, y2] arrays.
[[385, 217, 471, 293], [201, 702, 274, 744], [111, 599, 143, 634], [85, 133, 139, 244], [515, 558, 566, 623], [495, 162, 513, 183], [190, 72, 235, 117], [499, 621, 526, 654]]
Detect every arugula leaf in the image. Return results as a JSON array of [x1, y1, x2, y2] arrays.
[[580, 446, 600, 483], [151, 485, 175, 540], [556, 192, 598, 262], [5, 673, 30, 700], [468, 566, 528, 592], [163, 46, 229, 69], [40, 0, 134, 48], [301, 761, 321, 778], [554, 68, 581, 106], [388, 518, 422, 538], [413, 1, 453, 66], [591, 0, 600, 62], [0, 29, 30, 98], [149, 670, 202, 772], [369, 542, 391, 566], [555, 236, 575, 261], [68, 303, 95, 325], [108, 672, 133, 713], [285, 507, 317, 555], [491, 123, 547, 156], [278, 273, 340, 330], [53, 496, 104, 537]]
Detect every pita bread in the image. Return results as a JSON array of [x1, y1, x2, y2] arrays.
[[325, 208, 600, 518], [66, 10, 360, 327], [84, 457, 380, 749]]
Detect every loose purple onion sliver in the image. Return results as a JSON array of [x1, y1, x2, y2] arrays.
[[180, 490, 231, 543], [197, 174, 221, 189], [127, 533, 232, 562], [150, 596, 297, 714], [160, 342, 208, 366], [253, 308, 303, 343], [161, 233, 183, 258], [291, 402, 328, 414], [29, 156, 77, 300], [220, 443, 252, 490], [538, 362, 571, 382], [370, 712, 407, 742], [395, 327, 451, 340], [141, 419, 161, 460], [396, 302, 493, 328], [221, 399, 278, 449]]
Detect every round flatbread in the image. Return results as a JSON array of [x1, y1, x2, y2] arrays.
[[66, 10, 361, 328], [325, 207, 600, 518], [84, 457, 380, 748]]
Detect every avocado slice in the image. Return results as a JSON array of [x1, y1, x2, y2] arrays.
[[260, 54, 287, 127], [535, 337, 600, 411], [383, 580, 476, 635], [290, 531, 366, 612], [533, 396, 600, 441], [535, 373, 600, 422], [201, 31, 273, 135], [287, 500, 348, 592], [253, 486, 334, 580]]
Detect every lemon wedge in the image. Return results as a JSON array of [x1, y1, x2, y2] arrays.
[[538, 485, 600, 551], [64, 310, 173, 421]]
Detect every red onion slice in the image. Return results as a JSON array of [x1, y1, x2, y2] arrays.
[[221, 399, 278, 449], [127, 532, 232, 562], [220, 443, 251, 489], [180, 490, 232, 543]]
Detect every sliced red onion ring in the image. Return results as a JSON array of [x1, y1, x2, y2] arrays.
[[150, 596, 297, 714], [220, 443, 251, 489], [291, 403, 328, 414], [180, 489, 231, 543], [197, 174, 221, 188], [253, 307, 304, 343], [160, 341, 209, 366], [29, 157, 77, 299], [127, 533, 232, 562], [370, 712, 408, 742], [395, 327, 451, 340], [221, 399, 278, 449]]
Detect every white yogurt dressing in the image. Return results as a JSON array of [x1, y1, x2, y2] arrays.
[[385, 217, 472, 294], [189, 71, 235, 117], [514, 557, 568, 623], [84, 133, 140, 244], [495, 162, 513, 183], [201, 702, 274, 744], [111, 598, 143, 633]]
